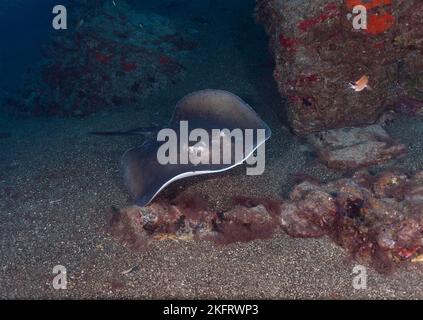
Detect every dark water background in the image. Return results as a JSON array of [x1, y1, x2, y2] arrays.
[[0, 0, 269, 113]]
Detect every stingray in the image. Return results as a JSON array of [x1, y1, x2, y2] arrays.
[[120, 89, 271, 207]]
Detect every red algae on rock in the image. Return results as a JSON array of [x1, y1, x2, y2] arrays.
[[95, 52, 114, 65], [282, 170, 423, 273], [7, 0, 196, 117], [120, 60, 137, 73], [107, 169, 423, 274], [106, 194, 282, 248]]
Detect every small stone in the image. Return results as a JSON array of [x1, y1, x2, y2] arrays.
[[307, 125, 406, 170]]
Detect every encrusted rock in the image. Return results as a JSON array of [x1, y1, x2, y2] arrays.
[[107, 170, 423, 273], [280, 187, 337, 238], [277, 169, 423, 271], [396, 96, 423, 118], [7, 0, 196, 116], [213, 205, 278, 244], [256, 0, 423, 135], [372, 170, 409, 200], [306, 125, 406, 170], [107, 195, 281, 248]]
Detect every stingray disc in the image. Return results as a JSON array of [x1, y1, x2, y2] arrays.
[[121, 89, 271, 207]]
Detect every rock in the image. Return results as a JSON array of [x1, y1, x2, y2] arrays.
[[280, 187, 336, 237], [404, 172, 423, 203], [279, 202, 325, 238], [396, 96, 423, 117], [282, 170, 423, 271], [107, 194, 281, 248], [263, 169, 422, 271], [256, 0, 423, 135], [302, 171, 423, 271], [306, 125, 406, 170], [372, 171, 409, 200], [107, 170, 423, 273], [213, 205, 278, 244], [376, 110, 397, 127]]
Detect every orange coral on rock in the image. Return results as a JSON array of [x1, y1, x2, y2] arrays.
[[255, 0, 423, 135]]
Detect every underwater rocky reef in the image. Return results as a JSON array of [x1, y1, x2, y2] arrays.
[[5, 0, 197, 116], [255, 0, 422, 136], [108, 168, 423, 274]]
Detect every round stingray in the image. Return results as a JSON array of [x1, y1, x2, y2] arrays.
[[121, 89, 272, 207]]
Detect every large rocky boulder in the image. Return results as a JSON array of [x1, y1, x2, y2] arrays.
[[256, 0, 423, 135], [6, 0, 197, 116]]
